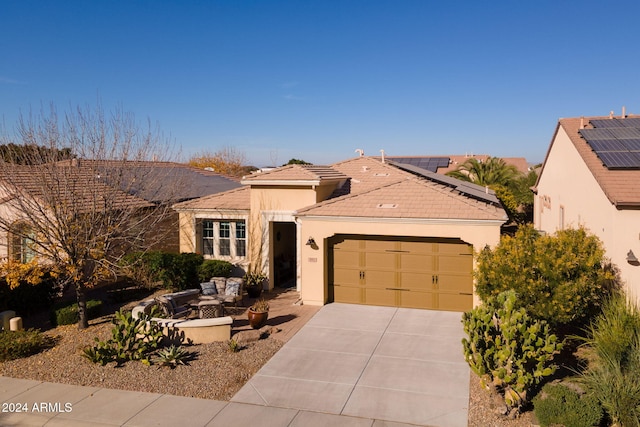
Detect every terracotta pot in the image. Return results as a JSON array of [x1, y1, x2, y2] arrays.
[[247, 309, 268, 329]]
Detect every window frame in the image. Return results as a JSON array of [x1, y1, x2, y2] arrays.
[[198, 218, 247, 260], [9, 222, 37, 264]]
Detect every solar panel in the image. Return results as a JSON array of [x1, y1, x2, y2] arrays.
[[623, 118, 640, 127], [590, 119, 627, 128], [586, 139, 628, 151], [579, 128, 615, 140], [609, 127, 640, 139], [622, 139, 640, 151], [390, 157, 450, 173], [581, 123, 640, 169], [591, 118, 640, 128], [595, 151, 640, 169]]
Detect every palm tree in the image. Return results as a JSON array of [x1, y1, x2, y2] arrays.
[[446, 157, 519, 188]]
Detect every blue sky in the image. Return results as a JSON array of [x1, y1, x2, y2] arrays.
[[2, 1, 640, 167]]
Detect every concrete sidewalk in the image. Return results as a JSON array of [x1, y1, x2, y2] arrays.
[[0, 376, 418, 426]]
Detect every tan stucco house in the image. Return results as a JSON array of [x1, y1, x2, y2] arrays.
[[534, 114, 640, 300], [173, 156, 508, 311]]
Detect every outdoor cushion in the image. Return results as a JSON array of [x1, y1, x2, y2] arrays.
[[225, 279, 241, 296], [200, 282, 218, 296], [154, 296, 174, 317]]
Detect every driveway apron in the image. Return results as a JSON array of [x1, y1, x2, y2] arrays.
[[232, 303, 469, 427]]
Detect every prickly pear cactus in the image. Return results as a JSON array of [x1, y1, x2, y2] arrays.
[[462, 303, 497, 390], [462, 290, 563, 412]]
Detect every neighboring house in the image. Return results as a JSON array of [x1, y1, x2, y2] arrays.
[[534, 114, 640, 300], [388, 154, 530, 174], [174, 156, 508, 312], [0, 160, 241, 260]]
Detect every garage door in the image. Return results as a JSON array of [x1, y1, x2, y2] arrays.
[[331, 237, 473, 311]]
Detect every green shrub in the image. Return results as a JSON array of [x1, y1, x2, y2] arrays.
[[82, 310, 163, 366], [163, 252, 203, 290], [533, 382, 603, 427], [0, 329, 53, 361], [227, 338, 241, 353], [120, 251, 203, 290], [197, 260, 233, 282], [580, 294, 640, 426], [51, 299, 102, 326], [475, 224, 620, 332], [462, 290, 562, 412]]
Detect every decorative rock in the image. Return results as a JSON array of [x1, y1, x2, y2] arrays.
[[9, 316, 23, 331], [234, 329, 262, 344], [233, 325, 281, 344]]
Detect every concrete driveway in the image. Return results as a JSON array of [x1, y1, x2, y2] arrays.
[[232, 303, 470, 427]]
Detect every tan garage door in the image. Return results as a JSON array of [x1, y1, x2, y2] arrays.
[[331, 237, 473, 311]]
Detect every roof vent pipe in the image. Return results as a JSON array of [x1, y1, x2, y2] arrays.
[[580, 117, 585, 129], [622, 106, 626, 118], [355, 148, 364, 157], [609, 111, 614, 119], [380, 149, 385, 164]]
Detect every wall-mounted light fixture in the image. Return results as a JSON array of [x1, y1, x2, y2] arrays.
[[306, 237, 316, 246], [627, 250, 639, 266]]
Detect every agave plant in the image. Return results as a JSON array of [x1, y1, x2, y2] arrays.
[[154, 345, 191, 368]]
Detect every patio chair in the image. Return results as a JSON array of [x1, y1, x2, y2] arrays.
[[216, 277, 244, 308], [154, 295, 192, 319]]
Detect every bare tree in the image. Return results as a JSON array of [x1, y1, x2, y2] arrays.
[[0, 104, 182, 328]]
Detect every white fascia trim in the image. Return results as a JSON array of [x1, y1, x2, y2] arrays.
[[240, 179, 320, 186], [192, 210, 249, 220], [174, 207, 249, 213], [296, 215, 507, 227], [261, 210, 297, 222]]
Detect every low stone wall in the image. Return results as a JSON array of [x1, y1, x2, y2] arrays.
[[154, 317, 233, 345], [132, 296, 233, 345]]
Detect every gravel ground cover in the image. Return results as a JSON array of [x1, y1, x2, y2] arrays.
[[0, 292, 538, 426], [0, 315, 283, 401], [468, 374, 536, 427]]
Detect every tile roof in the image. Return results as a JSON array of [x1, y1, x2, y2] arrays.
[[55, 160, 242, 203], [389, 161, 501, 206], [543, 115, 640, 207], [175, 156, 507, 222], [241, 164, 349, 184], [329, 156, 410, 196], [173, 186, 250, 211], [0, 165, 153, 213], [296, 175, 507, 221]]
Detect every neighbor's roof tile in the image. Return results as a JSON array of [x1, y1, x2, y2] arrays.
[[241, 164, 348, 183], [173, 186, 250, 211]]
